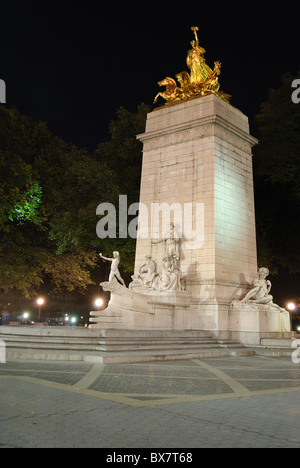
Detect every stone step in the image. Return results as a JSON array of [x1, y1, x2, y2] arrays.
[[0, 335, 100, 344], [0, 331, 232, 342], [0, 325, 101, 339], [98, 339, 242, 351], [0, 328, 217, 346], [98, 340, 234, 347], [97, 342, 241, 352], [3, 342, 237, 353], [5, 346, 255, 364], [101, 348, 255, 364], [260, 338, 292, 348], [1, 334, 242, 353], [3, 341, 101, 351], [6, 348, 90, 362], [0, 326, 250, 363], [100, 329, 214, 338]]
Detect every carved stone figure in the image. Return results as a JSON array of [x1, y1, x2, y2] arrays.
[[138, 255, 158, 288], [152, 255, 184, 292], [241, 267, 273, 304], [234, 267, 291, 332], [240, 266, 290, 314], [151, 223, 180, 264], [99, 251, 126, 287]]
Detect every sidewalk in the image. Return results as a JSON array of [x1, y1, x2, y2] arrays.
[[1, 355, 300, 448]]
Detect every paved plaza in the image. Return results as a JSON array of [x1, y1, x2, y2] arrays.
[[1, 355, 300, 449]]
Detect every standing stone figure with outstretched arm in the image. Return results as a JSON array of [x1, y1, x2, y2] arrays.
[[99, 251, 126, 286]]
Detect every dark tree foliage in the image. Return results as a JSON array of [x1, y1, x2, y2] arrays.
[[0, 107, 110, 295], [0, 104, 150, 297], [253, 71, 300, 274]]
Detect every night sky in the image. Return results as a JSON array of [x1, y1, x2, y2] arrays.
[[1, 2, 299, 151], [1, 2, 299, 312]]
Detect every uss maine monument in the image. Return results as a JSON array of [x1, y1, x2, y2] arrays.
[[90, 27, 290, 346]]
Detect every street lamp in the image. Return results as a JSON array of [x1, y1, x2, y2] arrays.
[[94, 298, 104, 308], [21, 312, 31, 325], [36, 297, 45, 322], [287, 302, 296, 311]]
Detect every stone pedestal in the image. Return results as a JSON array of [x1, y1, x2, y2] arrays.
[[229, 301, 291, 345], [133, 94, 258, 336], [90, 283, 189, 330], [90, 95, 291, 345]]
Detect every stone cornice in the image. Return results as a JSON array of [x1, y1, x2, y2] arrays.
[[137, 114, 258, 149]]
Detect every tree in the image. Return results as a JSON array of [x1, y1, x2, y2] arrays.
[[0, 152, 42, 230], [0, 104, 150, 297], [253, 71, 300, 274], [0, 107, 113, 295]]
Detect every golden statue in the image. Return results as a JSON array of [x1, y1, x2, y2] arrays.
[[154, 27, 231, 106], [187, 26, 213, 85]]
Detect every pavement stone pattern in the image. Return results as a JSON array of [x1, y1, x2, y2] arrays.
[[1, 355, 300, 448]]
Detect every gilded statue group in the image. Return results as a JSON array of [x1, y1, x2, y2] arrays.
[[154, 26, 231, 106]]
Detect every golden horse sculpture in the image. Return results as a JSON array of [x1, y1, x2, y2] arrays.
[[154, 27, 231, 105]]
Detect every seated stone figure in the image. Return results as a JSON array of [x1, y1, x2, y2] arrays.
[[152, 255, 184, 292], [241, 267, 273, 304], [138, 255, 158, 288], [235, 267, 290, 332], [131, 252, 184, 292]]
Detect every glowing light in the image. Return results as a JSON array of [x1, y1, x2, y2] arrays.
[[287, 302, 296, 311], [95, 298, 104, 308], [36, 297, 45, 321]]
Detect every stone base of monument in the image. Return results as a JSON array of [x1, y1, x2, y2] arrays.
[[0, 318, 292, 364], [89, 281, 227, 332], [228, 301, 291, 345], [89, 284, 292, 348], [89, 285, 190, 330], [87, 93, 293, 354]]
